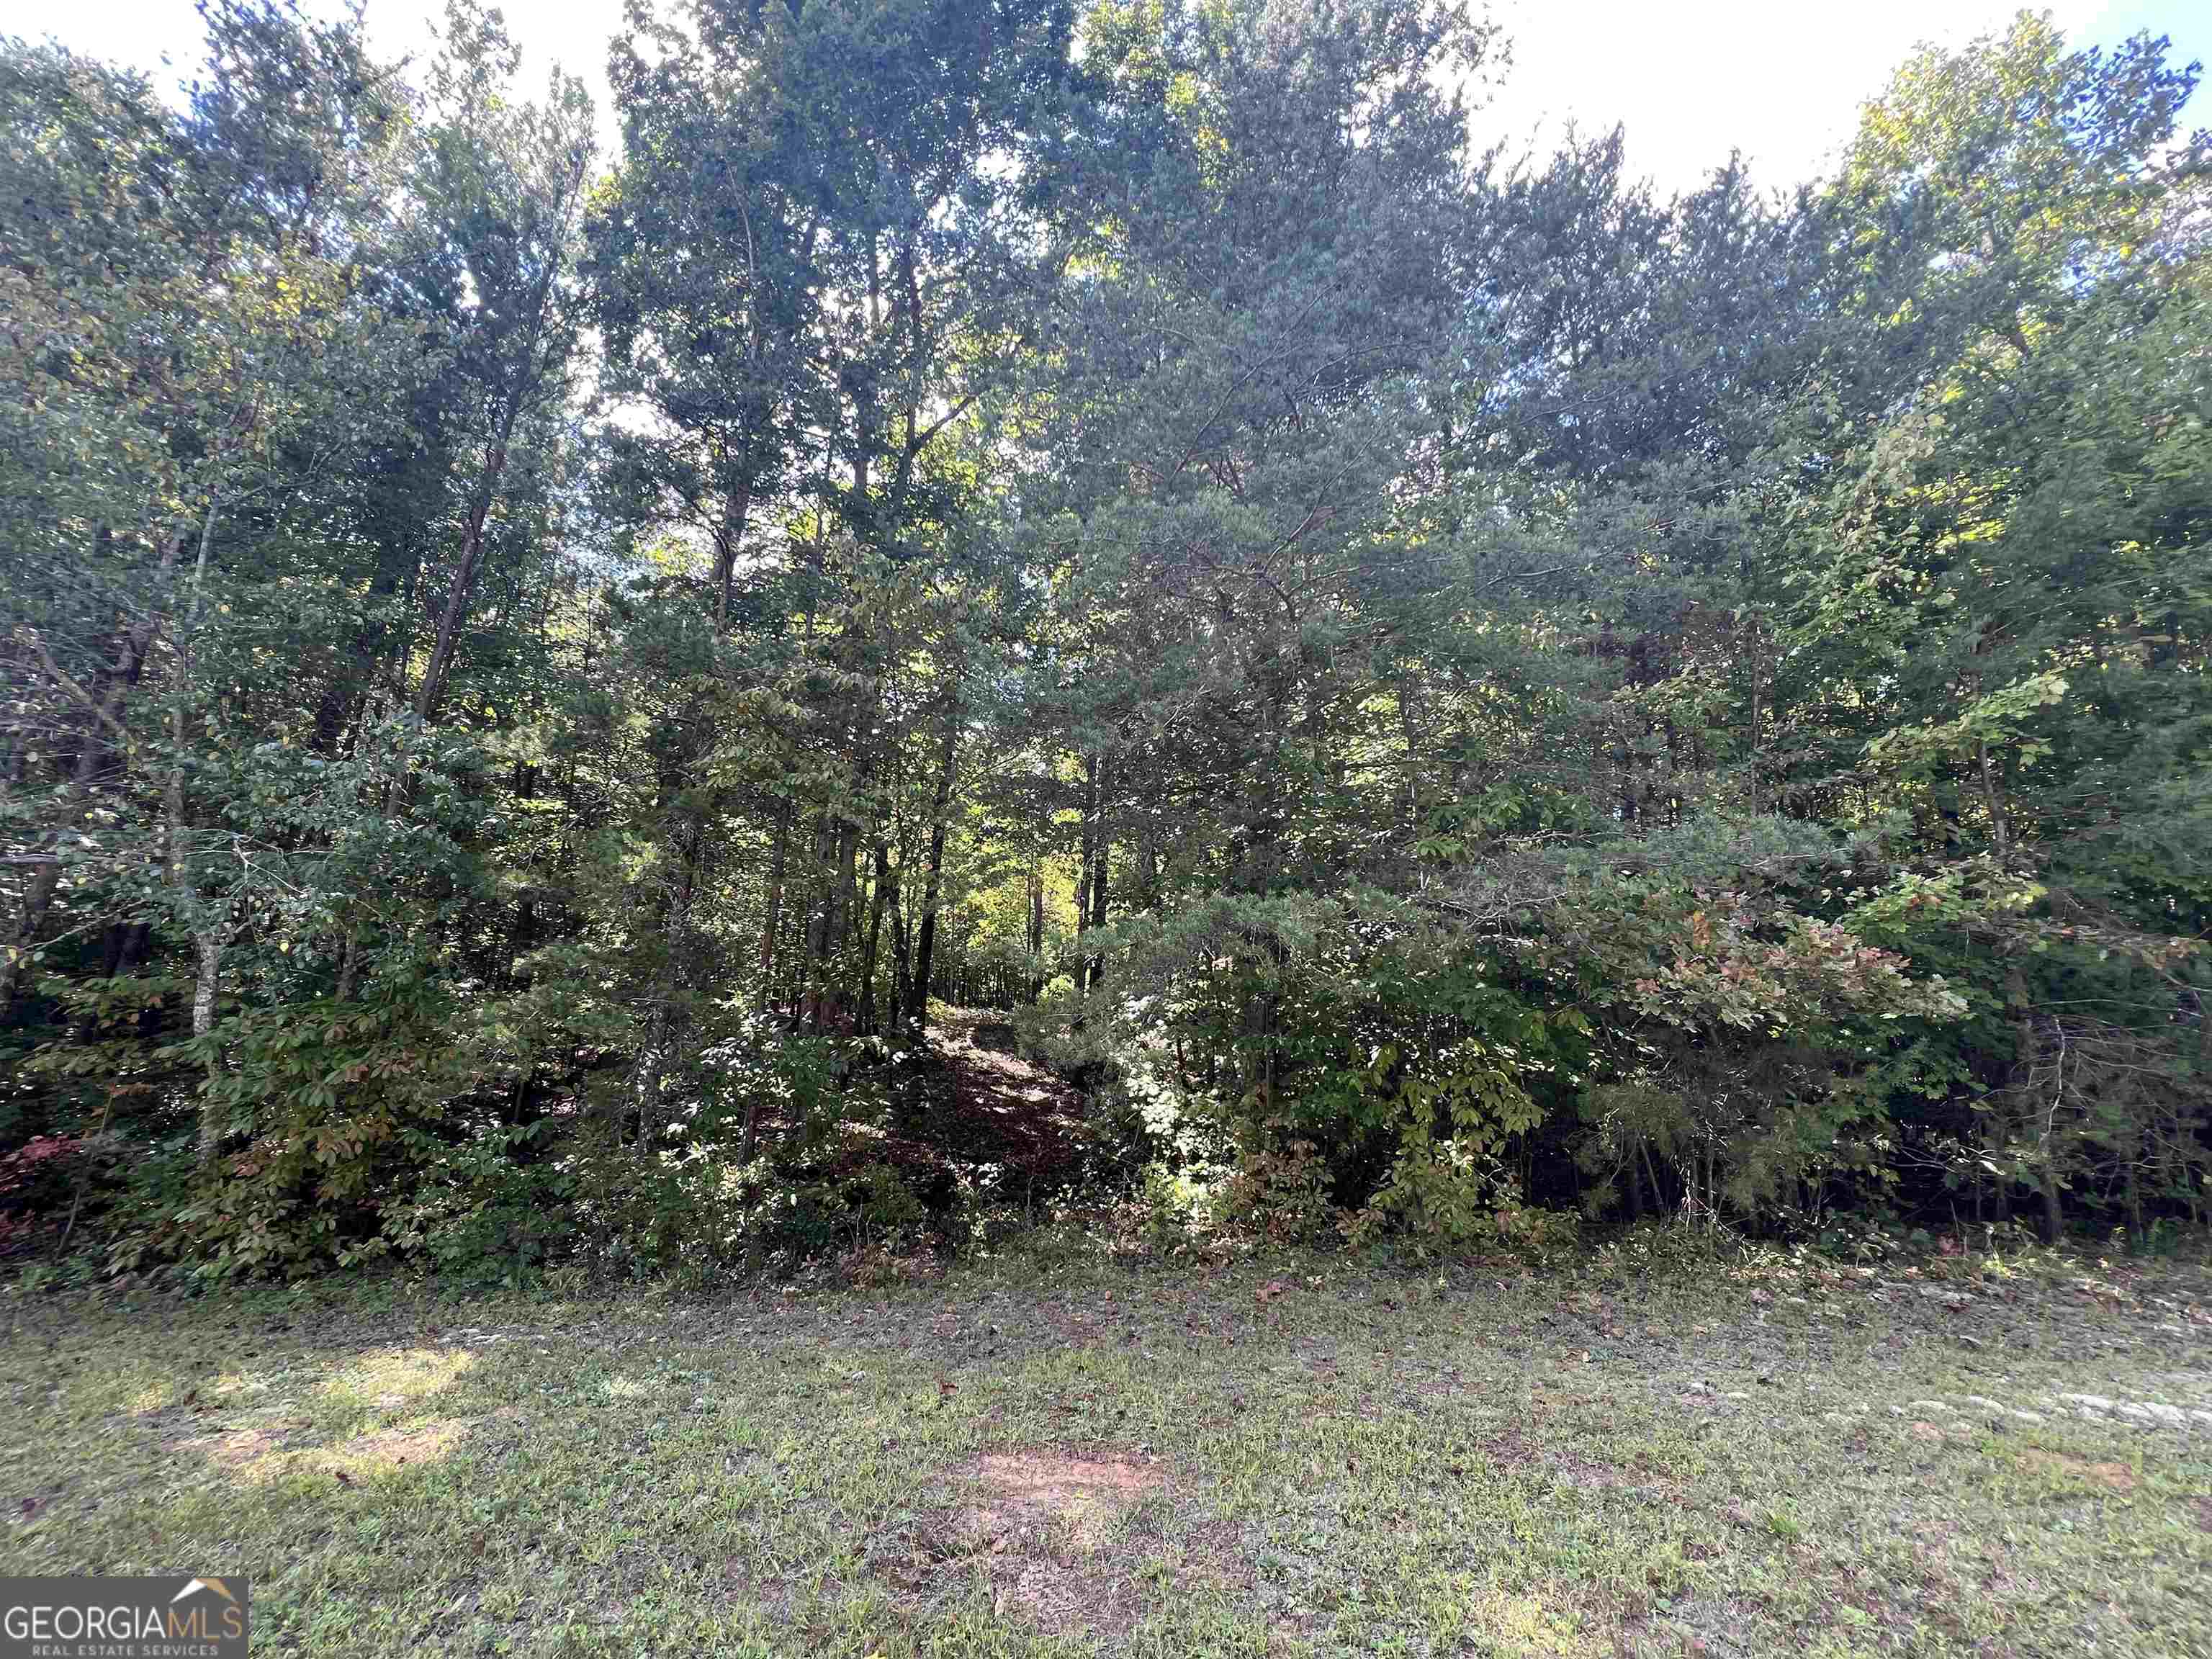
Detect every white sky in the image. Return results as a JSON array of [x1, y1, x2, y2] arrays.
[[9, 0, 2206, 196], [1481, 0, 2206, 194]]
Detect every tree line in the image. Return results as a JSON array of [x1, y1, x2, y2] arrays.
[[2, 0, 2208, 1277]]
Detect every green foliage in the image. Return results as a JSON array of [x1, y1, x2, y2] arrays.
[[123, 980, 479, 1278], [3, 1, 2208, 1276], [1078, 891, 1573, 1246], [377, 1123, 571, 1284]]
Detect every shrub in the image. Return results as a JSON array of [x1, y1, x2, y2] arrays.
[[1087, 891, 1578, 1249], [379, 1121, 572, 1282]]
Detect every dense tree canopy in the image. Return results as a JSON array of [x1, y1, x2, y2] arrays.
[[3, 0, 2207, 1277]]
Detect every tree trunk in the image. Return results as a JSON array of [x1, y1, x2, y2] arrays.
[[798, 810, 835, 1029], [821, 814, 863, 1029], [192, 925, 224, 1166], [908, 696, 960, 1036], [1745, 613, 1762, 817], [336, 925, 361, 1002], [1398, 673, 1423, 831], [1087, 757, 1110, 992], [1074, 754, 1098, 993], [890, 897, 914, 1033], [712, 481, 752, 634], [415, 392, 523, 727], [757, 797, 791, 1013], [858, 841, 891, 1034], [2008, 963, 2062, 1242], [166, 493, 221, 884], [1026, 861, 1044, 1001], [1979, 735, 2010, 860]]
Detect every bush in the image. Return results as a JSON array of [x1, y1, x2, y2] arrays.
[[1078, 891, 1578, 1251], [107, 979, 480, 1278], [380, 1121, 572, 1282]]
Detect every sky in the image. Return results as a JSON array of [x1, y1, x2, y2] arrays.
[[9, 0, 2208, 197]]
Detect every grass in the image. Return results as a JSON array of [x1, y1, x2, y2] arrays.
[[4, 1238, 2209, 1657]]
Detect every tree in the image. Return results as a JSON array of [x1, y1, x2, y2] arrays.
[[4, 0, 2208, 1274]]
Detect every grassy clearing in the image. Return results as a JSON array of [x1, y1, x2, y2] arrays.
[[4, 1241, 2209, 1657]]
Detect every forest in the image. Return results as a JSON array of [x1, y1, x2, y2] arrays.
[[2, 0, 2208, 1283]]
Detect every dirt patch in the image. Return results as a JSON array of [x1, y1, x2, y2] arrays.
[[2082, 1461, 2136, 1493], [329, 1420, 472, 1467], [171, 1410, 318, 1470], [2021, 1449, 2136, 1493], [179, 1414, 467, 1482], [1480, 1426, 1542, 1471], [913, 1449, 1167, 1635], [190, 1424, 302, 1469], [961, 1450, 1162, 1550]]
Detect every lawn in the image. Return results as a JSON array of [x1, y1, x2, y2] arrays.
[[4, 1241, 2208, 1657]]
